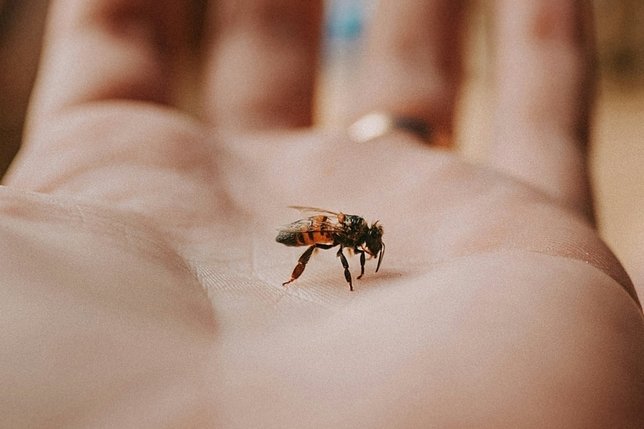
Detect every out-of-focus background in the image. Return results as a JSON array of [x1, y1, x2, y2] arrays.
[[0, 0, 642, 286]]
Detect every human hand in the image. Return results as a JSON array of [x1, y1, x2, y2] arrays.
[[1, 0, 642, 427]]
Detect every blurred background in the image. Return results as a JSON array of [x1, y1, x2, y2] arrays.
[[0, 0, 642, 285]]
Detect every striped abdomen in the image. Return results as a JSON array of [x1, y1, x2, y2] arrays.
[[276, 215, 337, 247]]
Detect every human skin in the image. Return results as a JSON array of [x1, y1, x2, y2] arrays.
[[1, 0, 642, 427]]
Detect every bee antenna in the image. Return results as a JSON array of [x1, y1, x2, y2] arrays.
[[375, 242, 385, 272]]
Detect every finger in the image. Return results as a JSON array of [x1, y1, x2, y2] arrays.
[[27, 0, 195, 127], [201, 0, 322, 129], [490, 0, 595, 220], [350, 0, 467, 141]]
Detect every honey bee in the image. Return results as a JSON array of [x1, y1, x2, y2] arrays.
[[276, 206, 385, 291]]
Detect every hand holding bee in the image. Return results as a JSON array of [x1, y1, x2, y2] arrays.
[[1, 0, 642, 427]]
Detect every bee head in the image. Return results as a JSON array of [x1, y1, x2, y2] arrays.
[[365, 222, 385, 272]]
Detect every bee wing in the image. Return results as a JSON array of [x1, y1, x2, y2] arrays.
[[287, 206, 340, 217], [277, 217, 314, 233], [278, 215, 345, 234]]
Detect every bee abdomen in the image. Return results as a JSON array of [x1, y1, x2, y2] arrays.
[[276, 231, 302, 246], [276, 230, 334, 247]]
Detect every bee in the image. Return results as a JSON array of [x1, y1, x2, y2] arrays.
[[276, 206, 385, 291]]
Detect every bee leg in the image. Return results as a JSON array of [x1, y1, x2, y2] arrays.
[[336, 247, 353, 291], [355, 249, 366, 279], [282, 245, 316, 286]]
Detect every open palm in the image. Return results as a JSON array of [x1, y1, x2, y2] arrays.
[[1, 1, 642, 427]]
